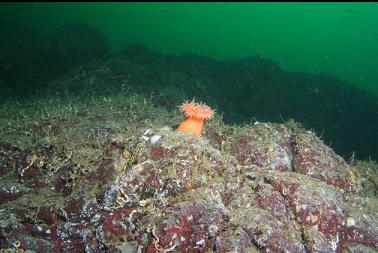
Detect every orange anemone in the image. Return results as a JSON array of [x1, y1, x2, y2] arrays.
[[176, 101, 215, 137]]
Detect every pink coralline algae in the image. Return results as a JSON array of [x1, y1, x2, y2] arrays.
[[1, 123, 377, 253]]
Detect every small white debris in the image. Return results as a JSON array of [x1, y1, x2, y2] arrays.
[[331, 232, 339, 251], [208, 224, 219, 237], [143, 129, 153, 136], [346, 217, 356, 227], [142, 129, 155, 141], [196, 239, 205, 246], [172, 233, 177, 240], [150, 135, 161, 145], [37, 225, 43, 232]]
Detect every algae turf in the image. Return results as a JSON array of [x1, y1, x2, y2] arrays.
[[0, 91, 378, 252], [1, 34, 378, 162]]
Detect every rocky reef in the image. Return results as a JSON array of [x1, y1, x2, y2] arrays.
[[0, 93, 377, 253], [1, 23, 378, 161], [1, 22, 378, 253]]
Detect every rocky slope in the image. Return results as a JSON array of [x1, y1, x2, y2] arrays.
[[0, 93, 377, 253]]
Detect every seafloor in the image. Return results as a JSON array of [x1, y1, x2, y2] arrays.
[[0, 91, 378, 253], [0, 23, 378, 253]]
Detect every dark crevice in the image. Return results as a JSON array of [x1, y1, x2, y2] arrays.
[[262, 175, 308, 251], [250, 236, 261, 250], [262, 176, 292, 219], [288, 130, 298, 173], [300, 226, 311, 253], [239, 226, 262, 251]]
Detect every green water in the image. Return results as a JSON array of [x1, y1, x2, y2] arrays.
[[1, 2, 378, 95]]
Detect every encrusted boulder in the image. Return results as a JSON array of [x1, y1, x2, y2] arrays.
[[1, 118, 377, 252]]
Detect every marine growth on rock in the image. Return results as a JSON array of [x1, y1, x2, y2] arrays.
[[0, 95, 377, 253]]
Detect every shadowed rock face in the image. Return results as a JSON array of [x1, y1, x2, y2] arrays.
[[49, 23, 109, 73], [0, 22, 109, 97], [1, 120, 377, 252]]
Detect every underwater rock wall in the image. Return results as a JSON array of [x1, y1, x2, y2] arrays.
[[0, 93, 377, 252]]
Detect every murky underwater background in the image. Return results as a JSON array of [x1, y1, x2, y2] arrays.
[[0, 3, 377, 162]]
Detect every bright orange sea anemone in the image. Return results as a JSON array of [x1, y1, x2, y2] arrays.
[[176, 100, 215, 137]]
